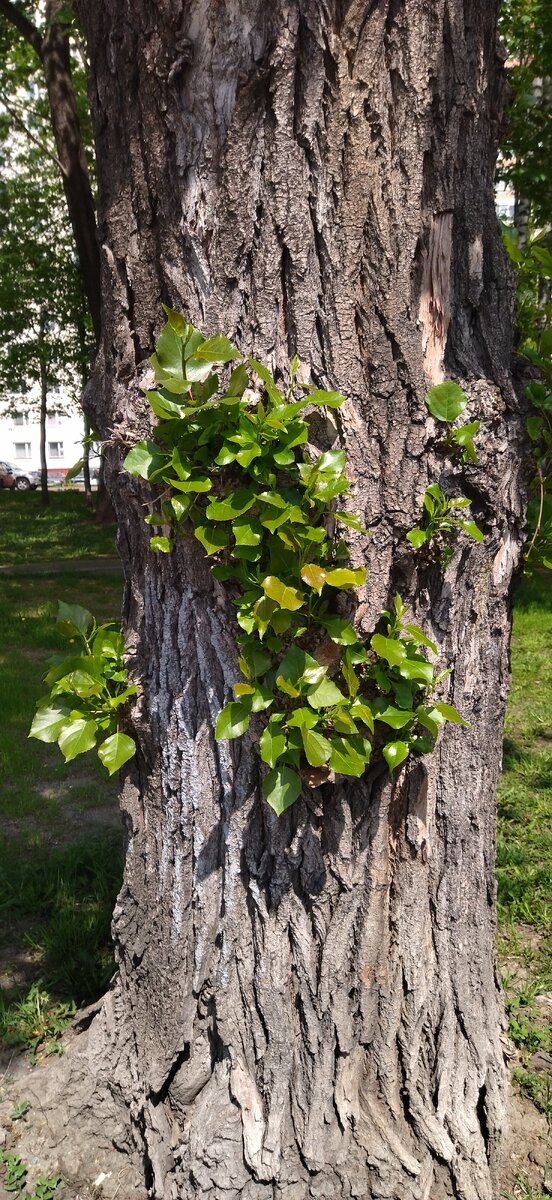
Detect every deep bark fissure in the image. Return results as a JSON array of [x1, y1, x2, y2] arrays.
[[67, 2, 528, 1197]]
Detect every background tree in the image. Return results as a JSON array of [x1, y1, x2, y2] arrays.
[[72, 3, 526, 1199], [0, 122, 93, 504], [499, 0, 552, 239], [499, 0, 552, 572], [0, 0, 100, 340]]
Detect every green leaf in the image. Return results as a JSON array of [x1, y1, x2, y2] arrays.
[[451, 420, 480, 462], [304, 388, 346, 408], [194, 334, 239, 362], [262, 764, 302, 815], [342, 647, 359, 696], [184, 328, 205, 359], [406, 528, 429, 549], [398, 657, 434, 685], [206, 489, 256, 520], [58, 716, 98, 761], [215, 701, 251, 740], [146, 390, 188, 420], [161, 305, 187, 335], [98, 732, 137, 775], [248, 358, 283, 404], [150, 536, 173, 553], [300, 564, 327, 592], [286, 707, 320, 729], [44, 654, 103, 688], [324, 566, 367, 588], [301, 727, 332, 767], [403, 624, 437, 653], [277, 645, 320, 685], [334, 510, 368, 532], [261, 576, 305, 611], [29, 701, 71, 744], [57, 601, 94, 638], [215, 444, 238, 466], [383, 740, 409, 772], [154, 322, 185, 382], [171, 475, 212, 493], [276, 674, 301, 698], [317, 449, 346, 475], [328, 737, 367, 777], [370, 633, 406, 668], [392, 678, 416, 710], [93, 629, 124, 661], [350, 699, 374, 732], [123, 440, 166, 479], [236, 444, 262, 468], [184, 356, 212, 384], [432, 701, 470, 727], [227, 363, 249, 395], [306, 678, 346, 708], [256, 489, 289, 509], [259, 721, 287, 768], [373, 702, 415, 729], [527, 415, 543, 441], [425, 381, 468, 423], [194, 524, 228, 555], [331, 709, 359, 734], [238, 644, 273, 679], [320, 616, 359, 645], [250, 684, 275, 712], [456, 519, 484, 542], [233, 516, 263, 547], [416, 707, 443, 738]]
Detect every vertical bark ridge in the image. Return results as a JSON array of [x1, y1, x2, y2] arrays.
[[75, 1, 526, 1197]]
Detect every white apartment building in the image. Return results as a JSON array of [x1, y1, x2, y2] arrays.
[[0, 398, 86, 476]]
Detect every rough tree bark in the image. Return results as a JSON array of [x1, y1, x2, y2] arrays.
[[74, 3, 526, 1198]]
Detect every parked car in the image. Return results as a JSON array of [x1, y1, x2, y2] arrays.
[[71, 467, 99, 487], [0, 462, 16, 488], [2, 461, 41, 490]]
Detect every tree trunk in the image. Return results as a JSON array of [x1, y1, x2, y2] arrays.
[[38, 313, 49, 507], [76, 3, 526, 1198]]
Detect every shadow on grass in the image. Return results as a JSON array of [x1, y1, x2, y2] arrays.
[[502, 737, 552, 789], [0, 830, 123, 1011]]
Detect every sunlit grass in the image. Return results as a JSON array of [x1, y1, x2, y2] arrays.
[[497, 572, 552, 1128], [0, 490, 116, 564]]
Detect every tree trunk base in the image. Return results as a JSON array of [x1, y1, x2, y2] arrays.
[[3, 982, 548, 1200]]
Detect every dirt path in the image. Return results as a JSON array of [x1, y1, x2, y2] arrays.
[[0, 559, 122, 576]]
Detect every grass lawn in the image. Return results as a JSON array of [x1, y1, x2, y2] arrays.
[[0, 571, 123, 1048], [0, 490, 117, 564], [497, 573, 552, 1150]]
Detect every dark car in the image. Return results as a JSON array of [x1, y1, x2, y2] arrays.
[[3, 462, 41, 490], [0, 462, 16, 488]]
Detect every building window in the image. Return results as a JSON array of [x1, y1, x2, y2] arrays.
[[14, 442, 31, 459], [47, 410, 62, 426], [13, 411, 29, 426], [48, 441, 64, 459]]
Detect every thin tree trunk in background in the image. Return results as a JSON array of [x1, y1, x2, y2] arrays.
[[75, 3, 526, 1198], [38, 313, 49, 508], [76, 307, 93, 503], [82, 413, 92, 502], [42, 0, 101, 342]]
